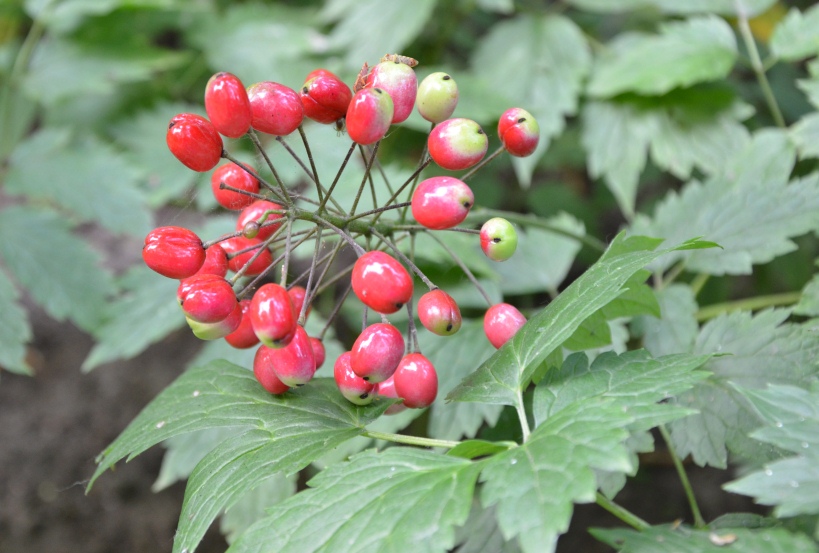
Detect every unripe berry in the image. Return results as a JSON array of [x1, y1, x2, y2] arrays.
[[416, 72, 459, 123], [484, 303, 526, 349], [480, 217, 518, 262], [351, 323, 405, 383], [211, 163, 260, 210], [220, 237, 274, 277], [417, 289, 462, 336], [498, 107, 540, 157], [247, 81, 304, 136], [250, 283, 297, 348], [235, 200, 284, 242], [345, 88, 394, 145], [411, 176, 474, 230], [351, 251, 413, 314], [253, 345, 290, 395], [393, 353, 438, 409], [192, 245, 229, 279], [428, 118, 488, 171], [143, 226, 206, 279], [366, 60, 417, 124], [204, 72, 252, 138], [300, 69, 353, 125], [334, 351, 374, 405], [177, 274, 237, 324], [186, 302, 242, 340], [224, 299, 260, 349], [310, 337, 326, 369], [373, 375, 407, 415], [166, 113, 223, 172], [268, 325, 316, 386]]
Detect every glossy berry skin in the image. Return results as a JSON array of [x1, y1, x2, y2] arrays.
[[300, 69, 353, 125], [428, 118, 488, 171], [393, 353, 438, 409], [211, 163, 260, 210], [247, 81, 304, 136], [411, 176, 474, 230], [416, 72, 458, 123], [345, 88, 394, 145], [253, 345, 290, 395], [480, 217, 518, 262], [220, 237, 273, 277], [143, 226, 206, 279], [334, 352, 374, 405], [366, 60, 417, 124], [287, 286, 311, 321], [177, 274, 237, 324], [235, 200, 284, 241], [417, 289, 462, 336], [225, 299, 260, 349], [166, 113, 223, 172], [192, 245, 229, 278], [498, 107, 540, 157], [484, 303, 527, 349], [310, 337, 326, 369], [186, 302, 242, 340], [351, 323, 405, 383], [250, 283, 297, 348], [204, 72, 252, 138], [373, 376, 407, 415], [351, 251, 413, 314], [268, 325, 316, 386]]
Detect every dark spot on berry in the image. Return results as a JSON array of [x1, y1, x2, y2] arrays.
[[296, 384, 304, 387], [374, 88, 383, 94], [446, 324, 453, 331], [394, 60, 399, 64], [217, 72, 227, 77], [493, 238, 501, 243], [517, 117, 526, 124], [442, 75, 451, 80], [463, 201, 472, 208], [477, 128, 484, 134], [396, 302, 403, 309], [362, 376, 370, 381], [359, 392, 369, 399], [302, 86, 309, 94], [168, 121, 176, 129]]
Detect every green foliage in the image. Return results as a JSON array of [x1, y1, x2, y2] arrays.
[[593, 525, 819, 552]]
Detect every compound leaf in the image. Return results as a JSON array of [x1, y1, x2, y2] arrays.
[[633, 284, 699, 356], [0, 268, 33, 376], [566, 0, 776, 16], [221, 473, 297, 544], [790, 112, 819, 160], [770, 6, 819, 62]]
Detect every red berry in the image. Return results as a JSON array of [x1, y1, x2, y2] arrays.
[[287, 286, 311, 321], [186, 301, 242, 340], [365, 60, 417, 124], [247, 81, 304, 136], [334, 351, 374, 405], [220, 237, 274, 277], [143, 226, 206, 279], [166, 113, 223, 172], [310, 337, 326, 369], [350, 323, 405, 383], [192, 245, 229, 278], [300, 69, 353, 125], [411, 176, 474, 230], [417, 289, 462, 336], [351, 251, 413, 314], [205, 72, 252, 138], [268, 325, 316, 386], [498, 107, 540, 157], [345, 88, 394, 145], [235, 200, 284, 242], [253, 345, 290, 395], [428, 118, 488, 171], [224, 299, 260, 349], [250, 283, 297, 348], [393, 353, 438, 409], [373, 375, 407, 415], [211, 163, 260, 210], [177, 274, 237, 324], [484, 303, 526, 349], [479, 217, 518, 262]]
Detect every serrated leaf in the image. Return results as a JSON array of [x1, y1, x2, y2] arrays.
[[0, 206, 115, 332], [447, 233, 714, 406], [592, 524, 819, 553], [0, 268, 33, 375], [632, 129, 819, 275], [668, 311, 819, 468], [770, 6, 819, 61], [82, 266, 186, 371], [447, 439, 516, 460], [6, 128, 151, 237], [795, 274, 819, 316], [565, 0, 776, 16], [454, 502, 522, 553], [154, 428, 238, 492], [221, 472, 297, 544], [790, 112, 819, 160], [227, 448, 481, 553], [600, 270, 660, 320], [633, 284, 699, 356], [587, 16, 737, 98], [471, 14, 591, 185], [724, 385, 819, 517]]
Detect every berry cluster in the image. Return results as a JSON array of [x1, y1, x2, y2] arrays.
[[147, 55, 539, 410]]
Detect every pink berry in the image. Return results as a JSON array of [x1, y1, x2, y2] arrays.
[[373, 375, 407, 415], [310, 337, 326, 369], [220, 237, 273, 277], [267, 325, 316, 387], [247, 81, 304, 136], [191, 244, 229, 279], [428, 118, 488, 171], [300, 69, 353, 125], [366, 60, 417, 124], [253, 345, 290, 395], [166, 113, 223, 172], [350, 323, 405, 383], [177, 274, 237, 324], [417, 289, 462, 336], [186, 301, 242, 340], [205, 72, 252, 138], [211, 163, 260, 210], [142, 226, 206, 279], [345, 88, 394, 145], [411, 176, 474, 230], [498, 107, 540, 157], [484, 303, 527, 349], [250, 283, 297, 348], [224, 299, 260, 349], [287, 286, 311, 321], [235, 200, 284, 242], [334, 351, 375, 405], [351, 251, 413, 314], [393, 353, 438, 409]]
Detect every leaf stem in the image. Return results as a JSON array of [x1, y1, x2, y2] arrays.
[[461, 145, 506, 182], [659, 425, 706, 529], [595, 492, 650, 531], [689, 273, 710, 297], [515, 388, 531, 443], [363, 430, 460, 449], [695, 291, 800, 321]]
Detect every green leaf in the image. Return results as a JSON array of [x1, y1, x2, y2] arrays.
[[565, 0, 776, 16], [5, 128, 151, 237], [153, 428, 238, 492], [447, 233, 714, 406], [476, 0, 514, 14], [587, 16, 737, 98], [770, 6, 819, 62], [724, 385, 819, 518], [632, 129, 819, 275], [795, 274, 819, 316], [600, 270, 660, 320], [592, 524, 819, 553], [82, 266, 186, 371], [790, 112, 819, 160], [24, 0, 177, 34], [633, 284, 699, 356], [221, 473, 297, 544], [227, 448, 481, 553], [581, 93, 751, 217], [0, 268, 33, 375], [447, 439, 516, 460], [0, 85, 37, 159], [471, 14, 591, 186], [0, 206, 116, 332], [668, 311, 819, 468], [454, 502, 522, 553]]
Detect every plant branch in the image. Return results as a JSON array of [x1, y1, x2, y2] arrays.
[[350, 141, 380, 216], [515, 388, 531, 443], [695, 291, 800, 321], [248, 129, 293, 203], [595, 493, 650, 531], [318, 141, 357, 212], [363, 430, 460, 449], [659, 425, 706, 528]]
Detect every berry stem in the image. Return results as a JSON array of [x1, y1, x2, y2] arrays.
[[346, 202, 412, 222], [318, 140, 357, 213], [350, 141, 381, 216], [595, 493, 650, 531], [279, 218, 294, 288], [362, 430, 460, 450], [247, 129, 293, 204], [297, 229, 324, 325], [399, 122, 434, 222], [405, 300, 420, 353], [371, 153, 396, 198], [391, 224, 480, 235], [218, 182, 269, 203], [369, 229, 437, 291], [425, 231, 493, 306], [313, 215, 366, 256], [296, 126, 323, 203], [461, 145, 505, 182], [301, 239, 345, 320], [371, 156, 433, 225], [358, 144, 380, 212], [318, 283, 352, 341], [236, 227, 319, 297], [220, 151, 287, 205], [659, 425, 706, 528], [228, 223, 288, 285]]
